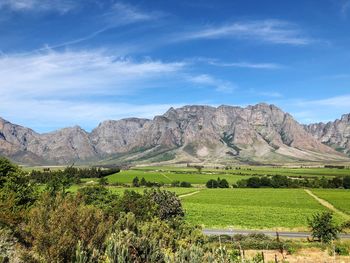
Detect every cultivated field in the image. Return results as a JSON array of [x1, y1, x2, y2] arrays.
[[50, 165, 350, 230], [134, 165, 350, 178], [181, 188, 340, 230], [104, 169, 247, 185], [99, 165, 350, 185], [312, 189, 350, 214]]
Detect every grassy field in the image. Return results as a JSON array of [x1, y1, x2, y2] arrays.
[[103, 165, 350, 185], [134, 165, 350, 178], [181, 188, 338, 230], [104, 169, 247, 185], [312, 189, 350, 214]]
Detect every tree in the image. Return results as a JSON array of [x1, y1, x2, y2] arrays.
[[132, 177, 140, 187], [194, 165, 203, 173], [330, 177, 343, 188], [218, 178, 229, 188], [45, 170, 75, 196], [206, 179, 218, 188], [260, 177, 272, 187], [247, 177, 261, 188], [271, 175, 289, 188], [308, 211, 340, 243], [343, 176, 350, 189], [140, 177, 147, 186], [0, 157, 18, 186]]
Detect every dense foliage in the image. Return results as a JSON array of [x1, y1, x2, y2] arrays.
[[235, 175, 350, 189], [206, 178, 229, 188], [30, 166, 120, 184], [1, 158, 261, 262]]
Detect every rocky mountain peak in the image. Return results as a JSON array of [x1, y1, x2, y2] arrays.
[[341, 114, 350, 122], [0, 104, 349, 165], [305, 113, 350, 156]]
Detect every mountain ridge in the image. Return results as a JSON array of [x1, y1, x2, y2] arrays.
[[305, 113, 350, 156], [0, 103, 349, 165]]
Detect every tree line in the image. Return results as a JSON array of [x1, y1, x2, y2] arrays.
[[233, 175, 350, 189]]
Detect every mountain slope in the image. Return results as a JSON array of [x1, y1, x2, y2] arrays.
[[305, 114, 350, 156], [0, 104, 348, 165]]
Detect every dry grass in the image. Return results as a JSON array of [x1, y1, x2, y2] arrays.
[[245, 248, 350, 263]]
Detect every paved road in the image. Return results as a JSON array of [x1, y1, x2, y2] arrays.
[[203, 229, 350, 239]]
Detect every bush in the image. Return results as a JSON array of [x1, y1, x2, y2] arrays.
[[343, 176, 350, 189], [334, 243, 349, 256], [115, 190, 156, 221], [145, 189, 184, 220], [26, 193, 113, 262], [308, 212, 341, 243], [77, 186, 118, 213], [179, 181, 192, 188]]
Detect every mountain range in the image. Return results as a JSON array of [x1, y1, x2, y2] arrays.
[[1, 103, 349, 165]]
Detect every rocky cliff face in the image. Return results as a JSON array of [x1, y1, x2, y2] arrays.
[[305, 114, 350, 156], [0, 104, 348, 165]]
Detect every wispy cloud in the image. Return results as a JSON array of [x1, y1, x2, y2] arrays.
[[0, 0, 76, 13], [0, 49, 188, 131], [279, 94, 350, 124], [0, 50, 185, 98], [341, 0, 350, 18], [304, 94, 350, 108], [254, 91, 283, 98], [105, 2, 161, 26], [175, 20, 311, 45], [5, 2, 161, 51], [209, 61, 283, 69], [189, 74, 236, 93]]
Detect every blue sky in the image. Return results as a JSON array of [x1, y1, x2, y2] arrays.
[[1, 0, 350, 132]]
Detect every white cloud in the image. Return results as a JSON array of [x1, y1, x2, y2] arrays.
[[106, 2, 159, 26], [0, 0, 76, 13], [278, 94, 350, 124], [189, 74, 236, 93], [304, 94, 350, 108], [209, 61, 283, 69], [0, 50, 185, 99], [176, 20, 311, 45], [0, 49, 189, 131]]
